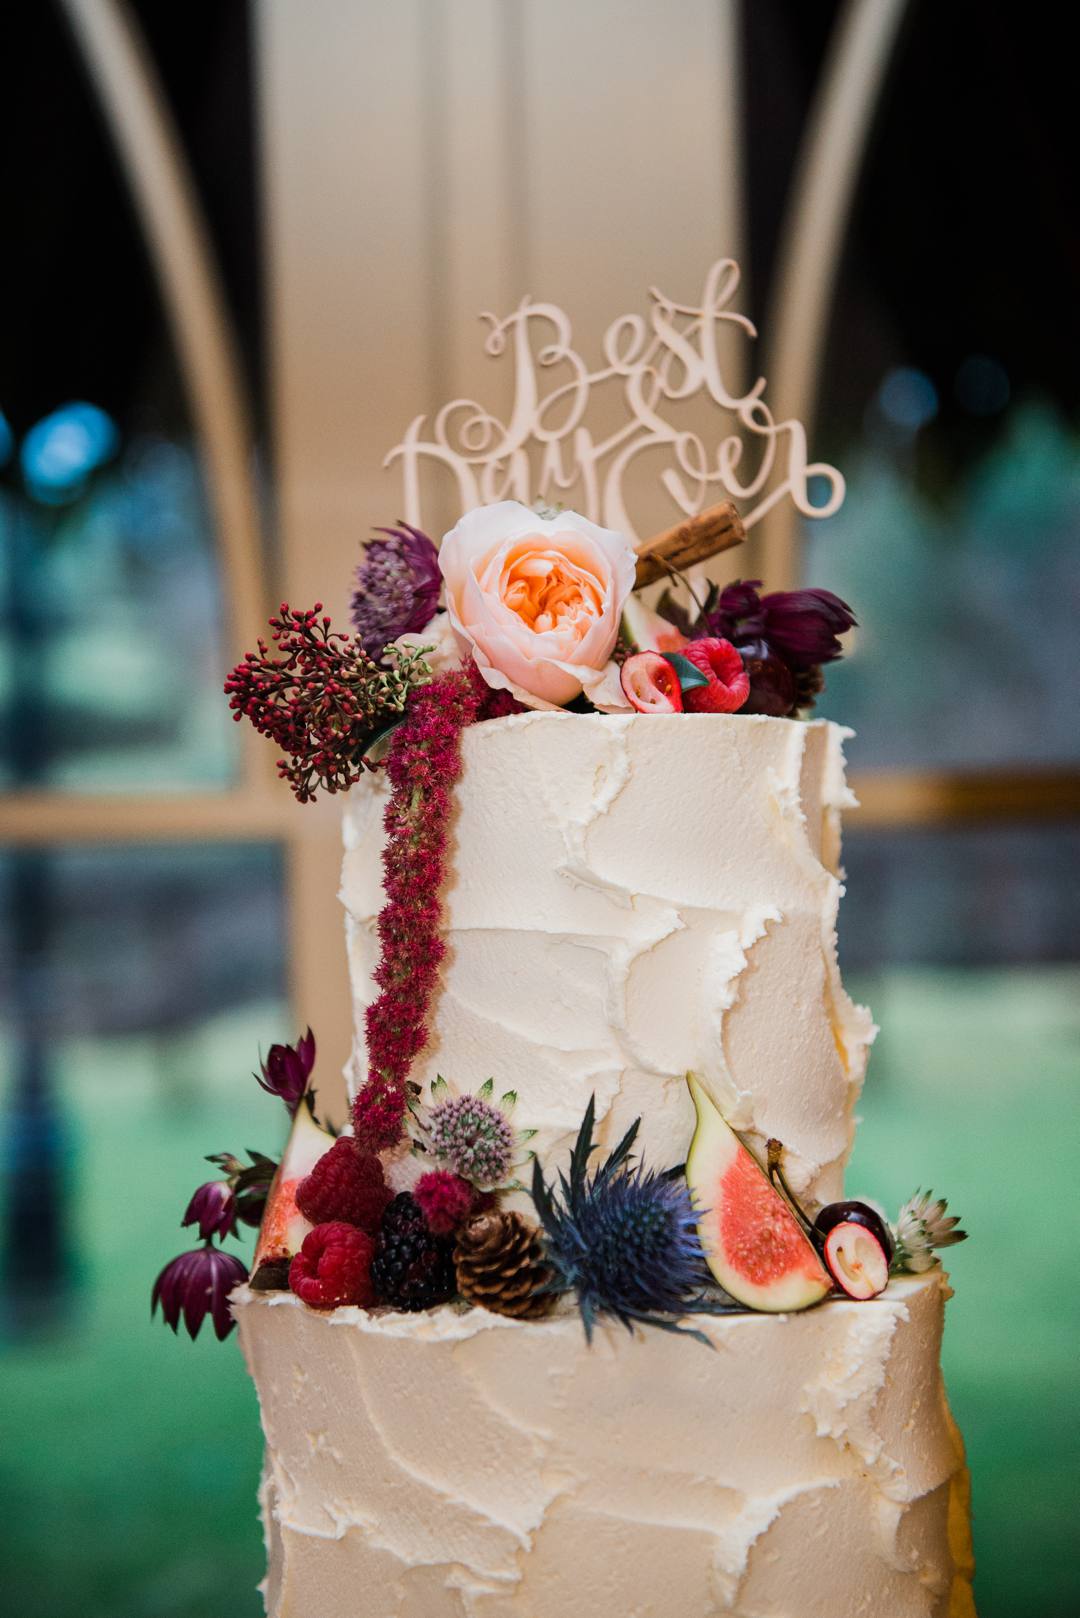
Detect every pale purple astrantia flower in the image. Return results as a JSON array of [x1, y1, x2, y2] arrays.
[[151, 1245, 248, 1341], [351, 523, 442, 660], [181, 1179, 237, 1241], [256, 1028, 315, 1114]]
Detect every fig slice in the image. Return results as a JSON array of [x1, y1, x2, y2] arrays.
[[685, 1075, 831, 1313], [253, 1100, 335, 1269]]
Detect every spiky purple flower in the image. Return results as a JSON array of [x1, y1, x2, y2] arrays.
[[351, 523, 442, 660], [256, 1029, 315, 1114], [182, 1180, 237, 1241], [151, 1245, 248, 1341], [532, 1098, 738, 1343]]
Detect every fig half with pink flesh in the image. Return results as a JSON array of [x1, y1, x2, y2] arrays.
[[685, 1075, 831, 1312], [253, 1100, 335, 1268]]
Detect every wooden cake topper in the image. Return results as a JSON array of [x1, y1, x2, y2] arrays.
[[385, 259, 844, 571]]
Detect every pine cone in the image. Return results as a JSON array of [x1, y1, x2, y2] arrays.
[[792, 663, 825, 713], [454, 1210, 555, 1320]]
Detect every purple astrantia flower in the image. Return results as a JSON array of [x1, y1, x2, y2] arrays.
[[256, 1029, 315, 1114], [182, 1179, 238, 1242], [151, 1245, 248, 1341], [351, 523, 442, 661]]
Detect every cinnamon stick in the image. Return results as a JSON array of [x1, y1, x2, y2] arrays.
[[634, 501, 745, 589]]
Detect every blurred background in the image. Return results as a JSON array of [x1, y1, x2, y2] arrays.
[[0, 2, 1077, 1615]]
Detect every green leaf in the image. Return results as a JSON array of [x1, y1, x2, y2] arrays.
[[478, 1077, 494, 1101], [500, 1089, 518, 1111], [662, 652, 710, 693]]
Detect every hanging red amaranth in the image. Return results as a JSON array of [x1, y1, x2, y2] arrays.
[[353, 665, 504, 1151]]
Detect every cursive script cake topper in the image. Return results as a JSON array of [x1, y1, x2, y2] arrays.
[[385, 259, 845, 546]]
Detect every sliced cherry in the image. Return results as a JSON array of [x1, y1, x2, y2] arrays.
[[821, 1220, 890, 1300], [620, 651, 684, 713], [814, 1200, 894, 1265]]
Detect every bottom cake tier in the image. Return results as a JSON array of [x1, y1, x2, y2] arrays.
[[234, 1272, 975, 1618]]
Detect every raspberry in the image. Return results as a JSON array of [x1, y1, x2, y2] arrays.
[[414, 1169, 477, 1235], [371, 1194, 456, 1311], [295, 1137, 391, 1233], [289, 1221, 376, 1310], [681, 637, 751, 713]]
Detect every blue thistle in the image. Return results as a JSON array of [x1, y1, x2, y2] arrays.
[[531, 1096, 739, 1345]]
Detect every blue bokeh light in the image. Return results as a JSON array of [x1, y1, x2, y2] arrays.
[[20, 401, 120, 504], [0, 409, 13, 467], [877, 367, 939, 432]]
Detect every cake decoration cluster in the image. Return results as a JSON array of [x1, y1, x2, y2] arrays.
[[152, 1039, 966, 1342], [226, 496, 858, 803]]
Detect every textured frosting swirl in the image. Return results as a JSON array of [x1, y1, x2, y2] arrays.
[[235, 1273, 975, 1617], [343, 712, 875, 1205]]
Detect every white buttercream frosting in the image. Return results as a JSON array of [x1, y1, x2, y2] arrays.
[[343, 712, 875, 1204], [235, 1272, 975, 1618]]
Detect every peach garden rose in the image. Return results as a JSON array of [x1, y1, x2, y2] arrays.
[[437, 501, 637, 709]]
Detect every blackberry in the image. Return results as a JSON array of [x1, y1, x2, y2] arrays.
[[381, 1191, 427, 1236], [371, 1193, 457, 1311]]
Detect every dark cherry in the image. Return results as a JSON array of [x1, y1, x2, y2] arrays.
[[737, 638, 797, 717], [813, 1200, 895, 1264]]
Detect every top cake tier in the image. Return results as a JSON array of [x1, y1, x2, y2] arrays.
[[343, 711, 874, 1207]]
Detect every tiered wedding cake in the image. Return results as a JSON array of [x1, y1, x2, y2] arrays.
[[236, 711, 974, 1616], [153, 263, 974, 1617]]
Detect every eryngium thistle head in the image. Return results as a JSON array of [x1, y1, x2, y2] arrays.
[[892, 1190, 968, 1274], [351, 523, 441, 660], [532, 1098, 713, 1341], [428, 1094, 515, 1189]]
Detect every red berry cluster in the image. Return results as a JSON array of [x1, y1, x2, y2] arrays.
[[223, 604, 424, 803], [288, 1136, 392, 1308], [351, 666, 487, 1151]]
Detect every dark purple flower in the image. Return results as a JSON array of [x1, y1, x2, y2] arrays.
[[256, 1028, 316, 1113], [760, 588, 856, 667], [351, 523, 442, 660], [182, 1180, 238, 1241], [714, 579, 767, 637], [151, 1245, 248, 1342], [737, 639, 797, 716]]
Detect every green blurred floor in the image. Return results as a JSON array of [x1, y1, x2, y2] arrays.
[[2, 968, 1078, 1618]]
